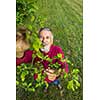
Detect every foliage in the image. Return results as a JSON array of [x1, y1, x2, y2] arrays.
[[16, 0, 47, 93], [16, 0, 47, 40], [16, 0, 38, 26], [16, 50, 81, 92], [67, 69, 80, 91]]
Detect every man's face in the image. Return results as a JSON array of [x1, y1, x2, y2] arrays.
[[39, 30, 53, 47]]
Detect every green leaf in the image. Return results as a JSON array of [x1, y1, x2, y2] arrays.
[[21, 71, 29, 82], [67, 80, 73, 89], [72, 85, 75, 91], [66, 59, 72, 64], [57, 53, 62, 59], [16, 81, 19, 85], [45, 81, 49, 88], [33, 68, 38, 73], [73, 75, 78, 80], [72, 69, 80, 74], [67, 80, 75, 91], [36, 51, 44, 59], [22, 82, 27, 86], [28, 88, 35, 92], [32, 37, 42, 52], [74, 79, 80, 87], [28, 83, 32, 87], [35, 83, 41, 88], [64, 73, 68, 79], [31, 16, 35, 22], [27, 25, 32, 31], [37, 73, 41, 81]]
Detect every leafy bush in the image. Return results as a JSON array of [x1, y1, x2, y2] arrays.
[[16, 47, 81, 92]]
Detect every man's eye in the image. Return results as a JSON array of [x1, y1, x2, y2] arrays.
[[46, 36, 49, 39]]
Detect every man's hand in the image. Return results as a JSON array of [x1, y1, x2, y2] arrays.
[[44, 67, 57, 81]]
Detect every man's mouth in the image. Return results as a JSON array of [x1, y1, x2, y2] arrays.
[[40, 45, 50, 52], [42, 42, 48, 46]]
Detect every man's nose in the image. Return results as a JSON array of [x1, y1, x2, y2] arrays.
[[42, 38, 46, 42]]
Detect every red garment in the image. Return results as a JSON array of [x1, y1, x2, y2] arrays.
[[16, 45, 69, 83], [34, 45, 69, 83], [16, 50, 33, 66]]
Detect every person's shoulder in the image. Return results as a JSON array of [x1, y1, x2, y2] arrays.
[[25, 49, 34, 54]]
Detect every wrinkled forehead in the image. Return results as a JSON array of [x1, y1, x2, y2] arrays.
[[39, 30, 52, 37]]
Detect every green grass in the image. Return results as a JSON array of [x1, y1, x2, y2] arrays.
[[16, 0, 83, 99], [35, 0, 83, 64], [17, 79, 83, 100]]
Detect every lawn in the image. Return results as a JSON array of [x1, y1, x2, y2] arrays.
[[16, 0, 83, 100]]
